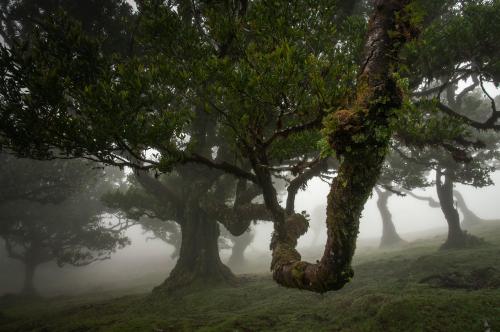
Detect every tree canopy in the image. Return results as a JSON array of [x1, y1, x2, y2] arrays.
[[0, 154, 129, 294], [1, 0, 499, 293]]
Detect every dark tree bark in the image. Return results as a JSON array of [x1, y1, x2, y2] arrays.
[[375, 187, 404, 248], [135, 107, 268, 291], [155, 201, 236, 291], [453, 190, 485, 228], [436, 169, 469, 249], [269, 0, 417, 293], [134, 168, 237, 292]]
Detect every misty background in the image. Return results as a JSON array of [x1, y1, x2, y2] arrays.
[[2, 170, 499, 297]]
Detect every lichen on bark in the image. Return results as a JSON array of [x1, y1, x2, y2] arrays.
[[269, 0, 418, 293]]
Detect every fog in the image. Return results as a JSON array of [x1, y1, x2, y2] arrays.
[[2, 171, 499, 297], [2, 1, 500, 330]]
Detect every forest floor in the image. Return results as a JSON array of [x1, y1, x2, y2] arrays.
[[1, 222, 500, 332]]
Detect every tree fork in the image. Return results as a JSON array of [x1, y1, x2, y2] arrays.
[[270, 0, 418, 293]]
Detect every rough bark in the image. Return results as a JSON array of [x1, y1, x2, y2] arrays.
[[134, 169, 237, 291], [154, 202, 236, 291], [435, 169, 480, 249], [203, 200, 270, 236], [453, 190, 485, 228], [375, 187, 404, 248], [269, 0, 416, 293]]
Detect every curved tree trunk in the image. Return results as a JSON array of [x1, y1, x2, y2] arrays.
[[375, 187, 404, 248], [453, 190, 484, 228], [436, 169, 467, 249], [268, 0, 416, 293], [155, 203, 235, 292]]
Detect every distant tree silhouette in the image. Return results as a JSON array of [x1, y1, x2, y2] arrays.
[[0, 155, 129, 295]]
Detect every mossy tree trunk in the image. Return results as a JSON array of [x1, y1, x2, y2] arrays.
[[268, 0, 417, 293], [436, 169, 467, 249], [375, 187, 404, 248]]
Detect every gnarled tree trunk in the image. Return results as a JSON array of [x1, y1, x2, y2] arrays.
[[375, 187, 404, 248], [269, 0, 416, 293], [155, 200, 235, 292], [134, 163, 237, 291]]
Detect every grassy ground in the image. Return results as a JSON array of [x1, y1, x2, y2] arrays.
[[1, 223, 500, 332]]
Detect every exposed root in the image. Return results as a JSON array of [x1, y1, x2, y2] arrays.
[[440, 232, 485, 250]]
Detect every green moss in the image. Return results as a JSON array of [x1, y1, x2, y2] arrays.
[[290, 261, 308, 282], [271, 243, 301, 270], [2, 223, 500, 332]]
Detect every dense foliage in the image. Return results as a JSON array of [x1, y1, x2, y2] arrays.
[[0, 155, 129, 294], [0, 0, 499, 292]]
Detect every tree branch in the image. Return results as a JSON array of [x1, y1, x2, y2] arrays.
[[285, 158, 330, 214], [202, 200, 271, 236], [263, 115, 323, 148], [404, 190, 440, 208], [436, 102, 500, 131], [183, 153, 258, 183]]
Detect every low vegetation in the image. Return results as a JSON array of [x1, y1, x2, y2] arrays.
[[1, 222, 499, 332]]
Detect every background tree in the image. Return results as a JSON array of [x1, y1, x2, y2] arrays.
[[224, 228, 255, 271], [102, 159, 269, 290], [373, 187, 405, 248], [0, 0, 344, 291], [0, 0, 271, 290], [373, 150, 433, 248], [395, 88, 499, 248], [101, 175, 181, 259], [452, 190, 496, 229], [389, 0, 500, 249], [0, 154, 129, 295], [1, 0, 499, 295], [391, 140, 498, 249], [0, 0, 133, 53], [0, 0, 417, 293]]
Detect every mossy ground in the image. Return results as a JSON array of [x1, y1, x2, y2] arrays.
[[1, 222, 500, 332]]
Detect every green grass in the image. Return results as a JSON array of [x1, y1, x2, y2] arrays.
[[1, 223, 500, 332]]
